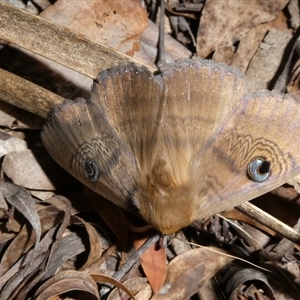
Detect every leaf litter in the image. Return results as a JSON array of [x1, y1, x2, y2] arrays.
[[1, 0, 300, 299]]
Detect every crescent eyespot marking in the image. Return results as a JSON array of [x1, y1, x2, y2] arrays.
[[72, 132, 120, 177], [212, 129, 289, 175], [84, 158, 101, 181], [247, 157, 271, 182]]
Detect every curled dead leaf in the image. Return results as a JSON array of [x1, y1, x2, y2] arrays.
[[34, 270, 100, 300]]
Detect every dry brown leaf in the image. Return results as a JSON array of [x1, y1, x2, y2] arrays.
[[1, 149, 76, 191], [34, 270, 100, 300], [152, 247, 233, 300], [0, 189, 8, 211], [168, 231, 191, 256], [0, 131, 28, 158], [40, 0, 148, 57], [196, 278, 221, 300], [0, 204, 64, 276], [132, 230, 166, 293], [0, 185, 122, 297], [45, 196, 72, 264], [0, 232, 15, 244], [197, 0, 289, 57], [0, 197, 90, 300], [91, 273, 137, 300], [0, 224, 37, 279], [39, 0, 189, 70], [40, 209, 102, 277], [42, 232, 86, 281], [288, 0, 300, 28], [108, 277, 151, 300], [222, 267, 275, 300], [219, 8, 290, 67], [73, 216, 103, 271], [212, 45, 235, 66], [287, 62, 300, 99], [0, 220, 71, 299], [230, 23, 270, 73], [86, 189, 128, 250], [0, 182, 41, 251], [245, 28, 293, 92]]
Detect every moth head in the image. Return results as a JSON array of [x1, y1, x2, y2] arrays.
[[135, 188, 194, 234], [135, 152, 195, 234]]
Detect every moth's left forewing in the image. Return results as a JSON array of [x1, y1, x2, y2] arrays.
[[42, 99, 140, 214], [191, 91, 300, 221]]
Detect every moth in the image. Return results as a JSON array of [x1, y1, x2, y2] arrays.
[[41, 58, 300, 234]]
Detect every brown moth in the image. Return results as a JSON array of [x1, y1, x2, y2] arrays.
[[41, 58, 300, 234]]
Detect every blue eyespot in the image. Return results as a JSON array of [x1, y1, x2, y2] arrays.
[[247, 157, 270, 182], [84, 159, 100, 181]]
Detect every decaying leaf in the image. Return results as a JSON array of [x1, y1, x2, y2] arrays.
[[40, 0, 148, 56], [92, 273, 138, 300], [152, 248, 234, 299], [2, 149, 76, 191], [34, 270, 100, 300], [108, 277, 150, 300], [197, 0, 289, 57], [0, 182, 41, 253], [0, 131, 28, 158], [85, 189, 129, 251], [245, 28, 293, 93], [221, 267, 276, 300], [132, 230, 166, 293]]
